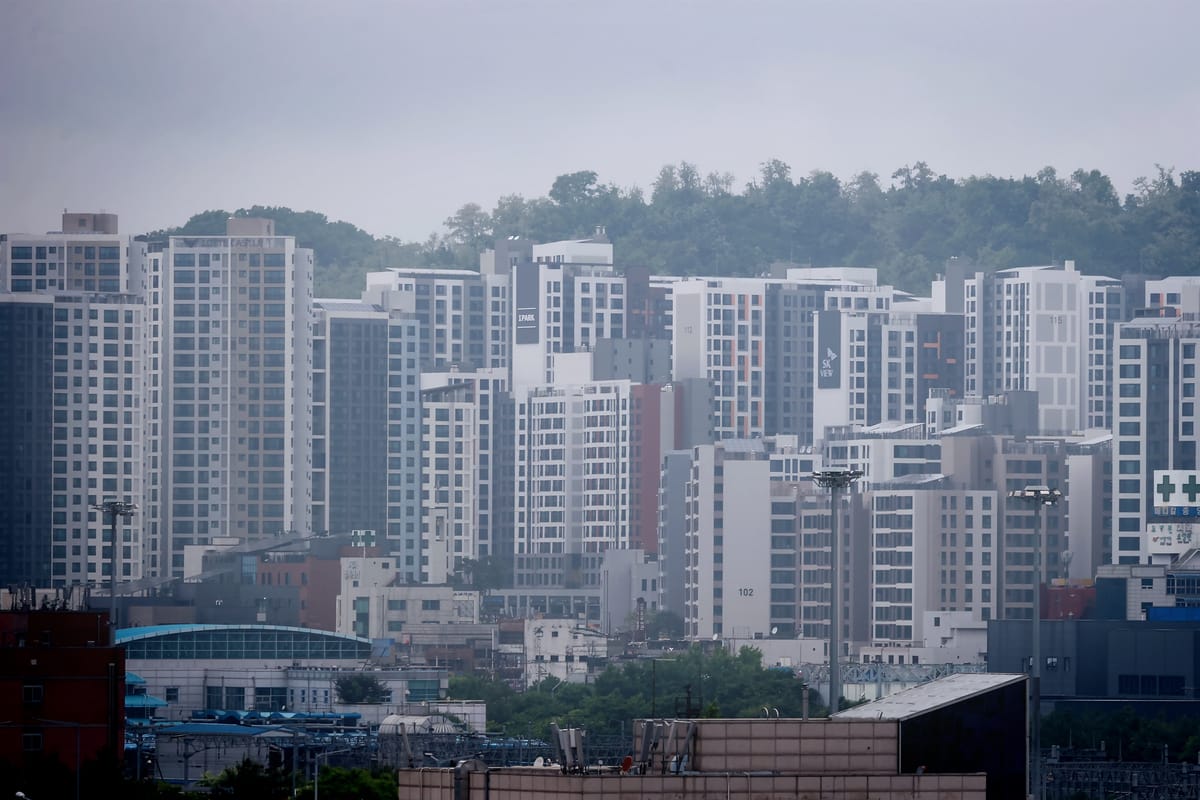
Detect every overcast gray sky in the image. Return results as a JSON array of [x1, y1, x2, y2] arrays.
[[2, 0, 1197, 241]]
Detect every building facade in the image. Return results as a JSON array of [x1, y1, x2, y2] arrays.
[[1112, 317, 1200, 565], [149, 218, 314, 580], [0, 213, 150, 588]]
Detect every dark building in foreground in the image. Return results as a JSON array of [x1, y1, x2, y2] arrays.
[[0, 610, 125, 777], [988, 618, 1200, 704]]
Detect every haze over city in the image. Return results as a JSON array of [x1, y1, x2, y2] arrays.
[[3, 0, 1199, 240], [6, 3, 1200, 799]]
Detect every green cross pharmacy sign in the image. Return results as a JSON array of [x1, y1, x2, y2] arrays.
[[1154, 470, 1200, 517]]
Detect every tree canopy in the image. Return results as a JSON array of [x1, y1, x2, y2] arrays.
[[334, 672, 390, 704], [448, 646, 823, 738], [143, 162, 1200, 298]]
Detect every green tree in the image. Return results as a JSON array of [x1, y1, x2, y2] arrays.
[[448, 646, 826, 739], [335, 672, 390, 703], [200, 757, 290, 800], [296, 767, 395, 800]]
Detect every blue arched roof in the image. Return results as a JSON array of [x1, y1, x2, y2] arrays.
[[117, 623, 371, 661]]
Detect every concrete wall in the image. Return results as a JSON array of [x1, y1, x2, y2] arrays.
[[686, 719, 897, 774], [397, 767, 987, 799]]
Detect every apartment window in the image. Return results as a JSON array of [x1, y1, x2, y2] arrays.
[[22, 733, 42, 752], [22, 684, 43, 705]]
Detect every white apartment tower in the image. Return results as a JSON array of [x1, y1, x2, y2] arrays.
[[514, 379, 633, 588], [1113, 317, 1200, 565], [362, 266, 510, 372], [150, 218, 313, 579], [671, 277, 770, 439], [510, 235, 624, 394], [868, 487, 1001, 646], [419, 368, 510, 583], [0, 212, 150, 588], [961, 262, 1125, 434]]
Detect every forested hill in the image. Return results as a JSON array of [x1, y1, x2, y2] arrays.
[[141, 161, 1200, 298]]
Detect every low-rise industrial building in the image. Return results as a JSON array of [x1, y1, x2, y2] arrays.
[[397, 673, 1026, 800]]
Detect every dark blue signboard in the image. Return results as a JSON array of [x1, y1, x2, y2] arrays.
[[515, 262, 539, 345], [817, 309, 841, 389]]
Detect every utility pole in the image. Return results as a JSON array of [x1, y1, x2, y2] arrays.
[[91, 498, 137, 632], [1008, 484, 1062, 800], [812, 469, 862, 715]]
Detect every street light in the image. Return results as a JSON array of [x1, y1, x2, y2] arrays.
[[90, 499, 137, 631], [811, 469, 862, 714], [314, 746, 355, 800], [1008, 484, 1062, 800], [649, 657, 678, 718]]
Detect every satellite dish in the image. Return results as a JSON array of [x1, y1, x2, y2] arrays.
[[770, 626, 779, 636], [533, 756, 545, 767], [712, 633, 720, 641]]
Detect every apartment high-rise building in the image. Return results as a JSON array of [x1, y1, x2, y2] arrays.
[[510, 258, 625, 392], [513, 379, 634, 589], [811, 280, 958, 443], [673, 438, 852, 645], [1063, 434, 1114, 578], [312, 300, 423, 574], [419, 368, 513, 584], [1143, 277, 1200, 317], [763, 279, 822, 442], [671, 277, 771, 440], [1113, 317, 1200, 565], [867, 486, 1001, 645], [0, 213, 149, 588], [362, 266, 510, 372], [313, 300, 388, 538], [671, 268, 905, 444], [952, 261, 1130, 435], [149, 218, 313, 580]]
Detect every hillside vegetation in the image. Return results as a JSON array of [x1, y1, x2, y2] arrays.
[[141, 161, 1200, 298]]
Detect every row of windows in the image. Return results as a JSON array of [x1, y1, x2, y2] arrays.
[[124, 630, 369, 660], [1116, 673, 1186, 696], [11, 245, 120, 260], [174, 252, 288, 268]]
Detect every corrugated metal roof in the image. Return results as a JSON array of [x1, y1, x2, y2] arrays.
[[833, 673, 1026, 720], [936, 422, 984, 436], [155, 723, 302, 738]]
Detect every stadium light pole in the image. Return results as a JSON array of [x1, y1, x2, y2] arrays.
[[1008, 484, 1062, 800], [812, 468, 862, 714], [91, 499, 137, 632]]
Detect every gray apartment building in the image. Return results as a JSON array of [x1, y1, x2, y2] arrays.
[[312, 300, 423, 577]]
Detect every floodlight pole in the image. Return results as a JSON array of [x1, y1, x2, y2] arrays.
[[1008, 485, 1062, 800], [812, 469, 862, 715], [91, 499, 137, 632]]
